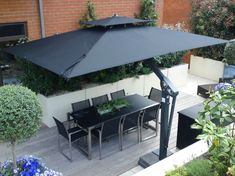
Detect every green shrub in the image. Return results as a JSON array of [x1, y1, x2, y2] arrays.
[[155, 51, 186, 68], [224, 41, 235, 65], [186, 159, 214, 176], [192, 84, 235, 176], [166, 166, 187, 176], [227, 165, 235, 176], [166, 160, 214, 176], [18, 61, 81, 96], [0, 85, 42, 168], [136, 0, 158, 26], [190, 0, 235, 61]]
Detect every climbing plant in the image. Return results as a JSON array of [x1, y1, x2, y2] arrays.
[[136, 0, 158, 26], [80, 0, 97, 28]]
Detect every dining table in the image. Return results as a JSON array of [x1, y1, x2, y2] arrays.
[[70, 94, 160, 160]]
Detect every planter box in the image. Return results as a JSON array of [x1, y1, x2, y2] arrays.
[[134, 140, 209, 176], [190, 55, 224, 81], [38, 64, 188, 127]]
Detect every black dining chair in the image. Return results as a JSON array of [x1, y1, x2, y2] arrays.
[[67, 99, 91, 128], [120, 111, 143, 150], [110, 89, 126, 100], [71, 99, 91, 112], [92, 117, 122, 159], [140, 105, 160, 142], [53, 117, 88, 161], [148, 87, 162, 102], [91, 94, 109, 106]]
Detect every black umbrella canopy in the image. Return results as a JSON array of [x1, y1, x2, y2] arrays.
[[3, 16, 228, 79], [80, 15, 151, 27]]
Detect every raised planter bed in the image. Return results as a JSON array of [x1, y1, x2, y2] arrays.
[[190, 55, 224, 81], [38, 64, 188, 127]]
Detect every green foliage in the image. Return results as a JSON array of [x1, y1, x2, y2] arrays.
[[80, 0, 97, 28], [186, 159, 214, 176], [155, 51, 186, 68], [166, 166, 188, 176], [96, 98, 129, 115], [224, 41, 235, 66], [136, 0, 158, 26], [18, 61, 81, 96], [190, 0, 235, 61], [166, 160, 214, 176], [0, 85, 42, 143], [192, 86, 235, 176], [86, 62, 151, 84]]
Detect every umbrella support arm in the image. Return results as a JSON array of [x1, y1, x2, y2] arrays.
[[144, 58, 179, 160]]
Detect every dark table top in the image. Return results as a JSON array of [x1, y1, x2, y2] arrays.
[[198, 84, 217, 91], [71, 94, 160, 129], [178, 103, 204, 119]]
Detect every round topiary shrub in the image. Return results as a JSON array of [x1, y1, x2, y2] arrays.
[[224, 41, 235, 66], [0, 85, 42, 168]]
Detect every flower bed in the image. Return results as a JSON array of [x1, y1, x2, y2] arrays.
[[0, 156, 62, 176]]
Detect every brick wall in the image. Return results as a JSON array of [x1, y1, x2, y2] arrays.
[[161, 0, 191, 27], [0, 0, 191, 40], [0, 0, 41, 40], [43, 0, 141, 37]]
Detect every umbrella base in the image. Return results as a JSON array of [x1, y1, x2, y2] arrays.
[[138, 149, 173, 168]]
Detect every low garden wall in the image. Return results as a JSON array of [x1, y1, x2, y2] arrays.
[[38, 64, 188, 127], [134, 140, 209, 176], [189, 55, 224, 82]]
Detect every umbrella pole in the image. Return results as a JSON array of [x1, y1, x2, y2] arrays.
[[144, 59, 179, 160]]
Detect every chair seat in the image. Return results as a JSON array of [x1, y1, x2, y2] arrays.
[[92, 124, 118, 139], [68, 127, 88, 142]]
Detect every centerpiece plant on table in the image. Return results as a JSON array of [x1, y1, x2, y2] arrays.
[[96, 98, 129, 115]]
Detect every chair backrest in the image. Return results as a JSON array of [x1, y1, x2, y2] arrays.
[[53, 117, 68, 140], [101, 117, 122, 138], [148, 87, 162, 102], [111, 89, 126, 100], [92, 94, 109, 106], [142, 105, 160, 123], [71, 99, 91, 112], [123, 111, 142, 131]]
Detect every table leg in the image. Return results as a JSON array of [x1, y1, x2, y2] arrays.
[[87, 128, 92, 160]]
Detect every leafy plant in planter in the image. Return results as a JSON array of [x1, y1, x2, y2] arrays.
[[96, 103, 114, 115], [112, 98, 129, 110], [0, 85, 42, 169], [192, 82, 235, 176]]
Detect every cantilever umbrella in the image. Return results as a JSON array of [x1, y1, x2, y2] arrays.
[[2, 16, 228, 161], [3, 16, 227, 79]]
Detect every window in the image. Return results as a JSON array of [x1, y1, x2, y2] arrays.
[[0, 22, 27, 42]]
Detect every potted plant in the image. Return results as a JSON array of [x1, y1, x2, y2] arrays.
[[0, 85, 62, 175], [96, 103, 114, 115], [223, 41, 235, 78], [112, 99, 129, 110]]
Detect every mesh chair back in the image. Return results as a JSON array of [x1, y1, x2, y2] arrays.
[[71, 99, 91, 112], [123, 111, 142, 131], [92, 94, 109, 106], [53, 117, 68, 140], [142, 105, 160, 123], [148, 87, 162, 102], [102, 117, 121, 138], [111, 89, 126, 100]]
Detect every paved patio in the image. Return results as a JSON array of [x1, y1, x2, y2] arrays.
[[0, 74, 215, 176]]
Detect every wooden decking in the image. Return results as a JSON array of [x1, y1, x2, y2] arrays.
[[0, 92, 204, 176]]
